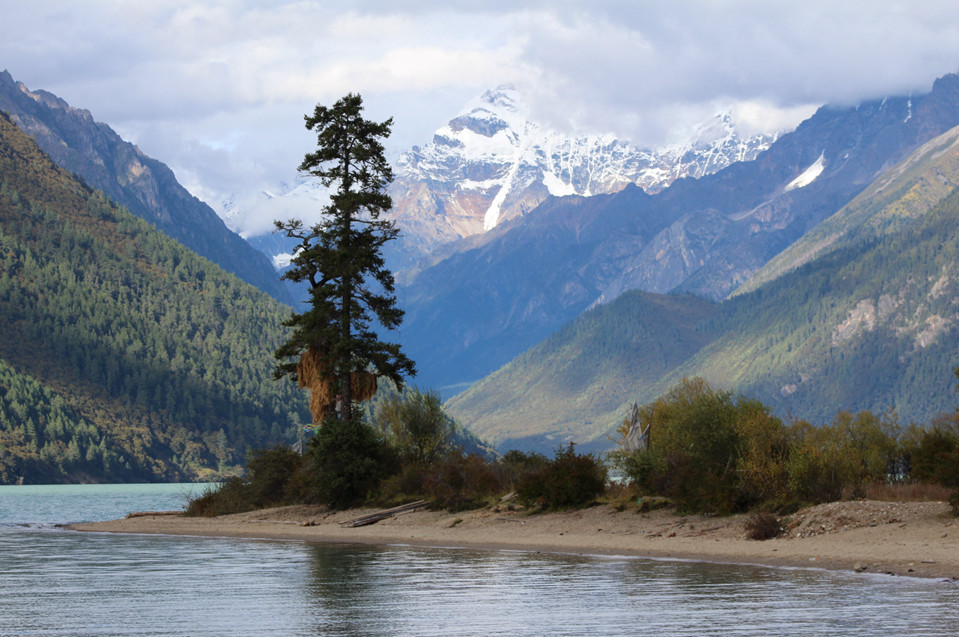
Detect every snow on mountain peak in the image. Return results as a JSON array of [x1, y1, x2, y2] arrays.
[[469, 86, 527, 123], [392, 88, 777, 249], [689, 111, 737, 147]]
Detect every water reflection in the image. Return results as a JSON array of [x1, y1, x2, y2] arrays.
[[308, 543, 390, 634], [302, 543, 959, 637], [2, 528, 957, 636]]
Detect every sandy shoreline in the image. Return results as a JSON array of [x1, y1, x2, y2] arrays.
[[72, 500, 959, 580]]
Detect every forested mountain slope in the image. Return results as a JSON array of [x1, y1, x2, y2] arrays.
[[448, 128, 959, 451], [737, 123, 959, 295], [683, 187, 959, 427], [0, 70, 291, 304], [445, 291, 718, 451], [0, 112, 309, 484]]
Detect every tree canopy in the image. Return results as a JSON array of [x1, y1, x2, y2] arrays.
[[275, 94, 415, 422]]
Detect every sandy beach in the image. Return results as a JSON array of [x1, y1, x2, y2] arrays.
[[71, 499, 959, 580]]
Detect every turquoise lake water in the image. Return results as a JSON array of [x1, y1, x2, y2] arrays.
[[1, 483, 958, 635]]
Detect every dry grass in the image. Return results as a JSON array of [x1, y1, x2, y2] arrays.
[[860, 481, 953, 502], [603, 482, 642, 512]]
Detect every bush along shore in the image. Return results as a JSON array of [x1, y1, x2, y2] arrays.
[[185, 379, 959, 547], [67, 380, 959, 580]]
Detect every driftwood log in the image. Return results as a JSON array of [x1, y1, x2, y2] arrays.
[[340, 500, 429, 528]]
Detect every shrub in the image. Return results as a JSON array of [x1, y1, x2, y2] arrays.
[[184, 445, 311, 516], [745, 512, 783, 540], [784, 412, 898, 505], [614, 380, 905, 513], [735, 402, 791, 508], [831, 410, 898, 497], [786, 420, 846, 505], [610, 446, 657, 492], [516, 443, 607, 510], [904, 418, 959, 487], [614, 378, 766, 514], [611, 377, 955, 514], [378, 462, 433, 505], [375, 387, 456, 465], [499, 449, 549, 490], [423, 451, 506, 512], [378, 451, 507, 512], [949, 491, 959, 518], [184, 477, 252, 517], [245, 444, 310, 508], [309, 416, 396, 509]]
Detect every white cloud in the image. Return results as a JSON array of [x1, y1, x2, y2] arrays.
[[228, 181, 333, 238], [4, 0, 959, 229]]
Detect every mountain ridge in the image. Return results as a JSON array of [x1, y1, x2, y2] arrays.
[[399, 73, 959, 393], [386, 86, 778, 270], [0, 70, 292, 304], [735, 122, 959, 296], [446, 122, 959, 451]]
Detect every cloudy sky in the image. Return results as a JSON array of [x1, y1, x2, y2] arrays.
[[4, 1, 959, 235]]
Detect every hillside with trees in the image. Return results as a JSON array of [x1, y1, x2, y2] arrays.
[[0, 70, 291, 304], [0, 112, 310, 484], [446, 291, 719, 451]]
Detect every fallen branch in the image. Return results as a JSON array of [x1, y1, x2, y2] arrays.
[[340, 500, 429, 528]]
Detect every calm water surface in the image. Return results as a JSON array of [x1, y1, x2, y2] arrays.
[[1, 484, 958, 636]]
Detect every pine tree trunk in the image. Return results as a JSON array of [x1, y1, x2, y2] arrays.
[[339, 370, 352, 421], [339, 247, 353, 421]]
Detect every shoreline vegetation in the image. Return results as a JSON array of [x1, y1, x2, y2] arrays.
[[72, 499, 959, 580], [101, 376, 958, 587]]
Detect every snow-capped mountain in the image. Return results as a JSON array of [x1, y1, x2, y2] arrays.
[[388, 86, 777, 261], [397, 74, 959, 396], [222, 86, 777, 277]]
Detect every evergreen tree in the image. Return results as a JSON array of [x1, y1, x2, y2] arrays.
[[275, 94, 415, 422]]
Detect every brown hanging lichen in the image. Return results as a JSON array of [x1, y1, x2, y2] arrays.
[[351, 370, 377, 403], [297, 346, 377, 423]]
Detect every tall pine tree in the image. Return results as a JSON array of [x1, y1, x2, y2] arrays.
[[275, 94, 415, 422]]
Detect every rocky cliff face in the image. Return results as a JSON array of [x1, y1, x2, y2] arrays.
[[388, 87, 775, 268], [0, 70, 291, 304]]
